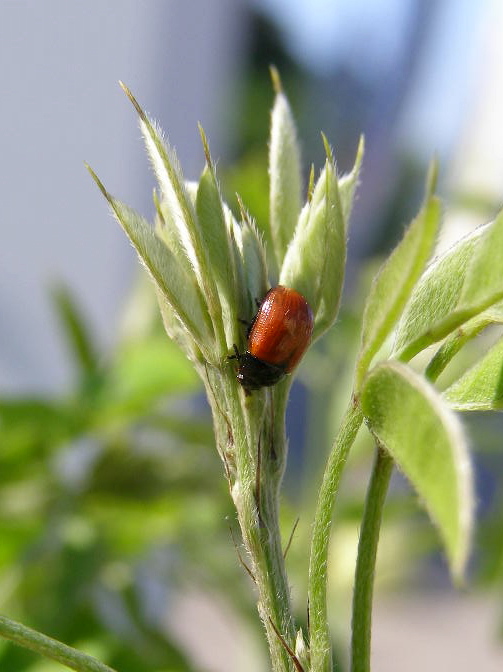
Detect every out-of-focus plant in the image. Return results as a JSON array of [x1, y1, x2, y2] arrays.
[[2, 69, 503, 672], [0, 280, 241, 671]]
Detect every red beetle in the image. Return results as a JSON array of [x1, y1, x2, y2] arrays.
[[232, 285, 314, 390]]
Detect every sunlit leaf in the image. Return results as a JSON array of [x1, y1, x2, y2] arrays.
[[361, 361, 473, 578], [196, 156, 239, 345], [338, 134, 365, 230], [280, 154, 345, 341], [269, 67, 302, 273], [425, 301, 503, 381], [443, 335, 503, 410], [394, 211, 503, 361], [87, 166, 213, 359]]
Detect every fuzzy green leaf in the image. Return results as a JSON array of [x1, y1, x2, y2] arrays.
[[120, 83, 222, 331], [234, 212, 268, 322], [87, 166, 213, 357], [338, 134, 365, 229], [356, 187, 440, 389], [425, 301, 503, 382], [120, 85, 198, 267], [443, 335, 503, 410], [269, 70, 302, 273], [361, 361, 473, 578], [280, 156, 345, 341], [461, 210, 503, 307], [196, 163, 239, 346], [154, 190, 194, 282], [394, 212, 503, 361]]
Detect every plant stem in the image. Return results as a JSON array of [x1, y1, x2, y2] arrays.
[[205, 369, 295, 672], [0, 615, 117, 672], [350, 444, 393, 672], [308, 398, 363, 672]]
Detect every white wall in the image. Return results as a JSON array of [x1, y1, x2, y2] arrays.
[[0, 0, 247, 393]]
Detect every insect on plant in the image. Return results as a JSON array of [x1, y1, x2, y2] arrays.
[[230, 285, 314, 392]]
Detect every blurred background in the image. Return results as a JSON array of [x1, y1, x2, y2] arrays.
[[1, 1, 503, 670]]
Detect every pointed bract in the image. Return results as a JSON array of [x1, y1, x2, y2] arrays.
[[269, 77, 302, 274]]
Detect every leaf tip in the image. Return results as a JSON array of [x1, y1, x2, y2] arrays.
[[355, 134, 365, 171], [198, 123, 212, 167], [236, 192, 251, 227], [269, 64, 282, 94], [426, 156, 439, 198], [307, 163, 315, 203], [85, 163, 110, 202], [119, 80, 145, 119], [321, 132, 334, 163]]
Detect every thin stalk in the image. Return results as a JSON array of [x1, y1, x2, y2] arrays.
[[351, 445, 393, 672], [0, 615, 117, 672], [308, 398, 364, 672]]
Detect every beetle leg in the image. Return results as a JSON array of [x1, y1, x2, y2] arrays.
[[228, 344, 241, 361]]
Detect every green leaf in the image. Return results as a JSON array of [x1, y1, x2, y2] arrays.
[[425, 302, 503, 382], [394, 211, 503, 361], [280, 154, 346, 341], [154, 189, 194, 283], [196, 153, 240, 346], [338, 134, 365, 230], [461, 209, 503, 307], [120, 85, 197, 264], [269, 67, 302, 274], [443, 334, 503, 410], [233, 209, 268, 321], [119, 83, 223, 333], [355, 174, 440, 388], [51, 285, 100, 377], [360, 361, 473, 578], [86, 166, 213, 358]]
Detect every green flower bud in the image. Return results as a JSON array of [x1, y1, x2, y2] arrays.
[[280, 137, 363, 341]]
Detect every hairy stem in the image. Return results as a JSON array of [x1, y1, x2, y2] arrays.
[[351, 445, 393, 672], [205, 368, 296, 672], [0, 616, 117, 672], [308, 398, 363, 672]]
